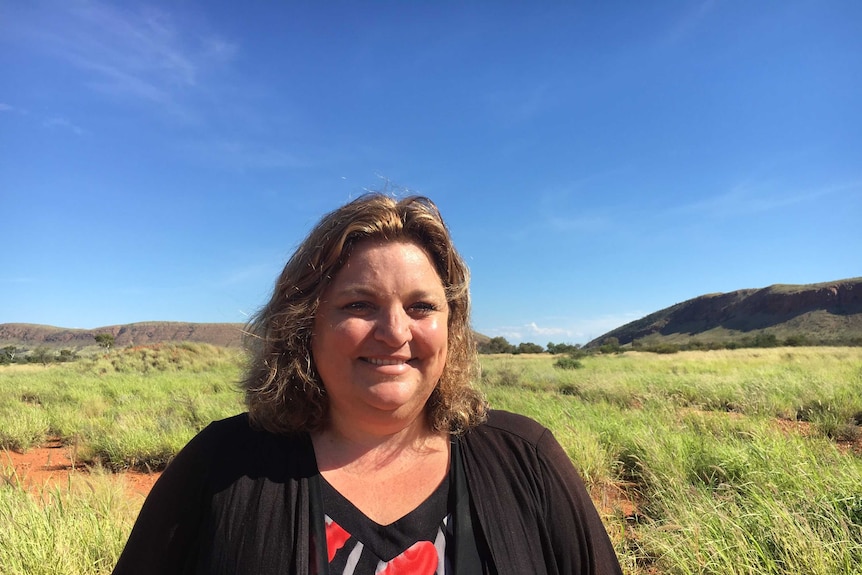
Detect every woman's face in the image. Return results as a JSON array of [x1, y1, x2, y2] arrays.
[[311, 240, 449, 434]]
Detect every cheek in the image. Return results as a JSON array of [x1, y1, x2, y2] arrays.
[[314, 317, 371, 353], [420, 320, 449, 357]]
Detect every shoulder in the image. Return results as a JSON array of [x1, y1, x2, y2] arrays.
[[461, 410, 577, 478], [200, 412, 252, 435], [182, 412, 257, 456], [198, 412, 255, 438], [194, 412, 306, 447], [468, 409, 551, 447], [460, 409, 561, 469], [173, 412, 314, 480]]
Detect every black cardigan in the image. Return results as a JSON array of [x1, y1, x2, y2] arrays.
[[112, 410, 622, 575]]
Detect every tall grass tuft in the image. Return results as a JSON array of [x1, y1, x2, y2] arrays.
[[0, 343, 245, 469], [0, 473, 140, 575], [480, 347, 862, 574], [2, 345, 861, 574]]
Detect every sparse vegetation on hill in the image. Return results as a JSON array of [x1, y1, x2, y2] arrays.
[[0, 321, 246, 350], [588, 277, 862, 349]]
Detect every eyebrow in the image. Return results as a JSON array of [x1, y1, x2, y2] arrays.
[[332, 285, 445, 301]]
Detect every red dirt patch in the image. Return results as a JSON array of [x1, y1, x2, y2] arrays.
[[772, 417, 816, 438], [1, 440, 161, 498], [772, 418, 862, 456], [836, 436, 862, 456], [593, 482, 640, 520]]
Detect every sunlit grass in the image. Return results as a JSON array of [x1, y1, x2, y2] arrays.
[[0, 343, 245, 469], [1, 345, 861, 574], [480, 347, 862, 574], [0, 471, 140, 575]]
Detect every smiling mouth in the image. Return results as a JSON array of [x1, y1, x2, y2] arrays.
[[364, 357, 411, 366]]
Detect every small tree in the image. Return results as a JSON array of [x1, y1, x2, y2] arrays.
[[516, 342, 544, 354], [95, 333, 115, 349], [1, 345, 20, 364], [58, 349, 78, 362], [29, 347, 53, 366], [784, 334, 808, 347], [554, 356, 584, 370], [547, 342, 581, 355], [479, 336, 516, 354], [599, 337, 621, 354], [752, 333, 779, 348]]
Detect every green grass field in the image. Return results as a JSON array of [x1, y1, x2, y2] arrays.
[[2, 344, 861, 574]]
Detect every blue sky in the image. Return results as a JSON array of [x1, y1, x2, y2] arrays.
[[2, 1, 860, 344]]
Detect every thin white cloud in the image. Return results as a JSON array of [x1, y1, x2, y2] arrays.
[[13, 2, 237, 112], [485, 313, 643, 345], [532, 169, 633, 235], [43, 116, 85, 135], [545, 213, 609, 233], [673, 181, 860, 218], [218, 263, 282, 287], [177, 139, 309, 172], [483, 83, 557, 126], [0, 103, 29, 116], [2, 102, 86, 135], [660, 0, 716, 47]]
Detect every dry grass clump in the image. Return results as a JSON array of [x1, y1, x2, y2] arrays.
[[481, 348, 862, 574], [2, 345, 861, 574]]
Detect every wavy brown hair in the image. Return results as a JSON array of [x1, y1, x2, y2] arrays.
[[241, 193, 487, 435]]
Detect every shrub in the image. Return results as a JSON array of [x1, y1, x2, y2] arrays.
[[599, 337, 622, 354], [0, 346, 22, 365], [784, 334, 808, 347], [642, 343, 680, 354], [547, 342, 581, 354], [515, 342, 544, 354], [751, 333, 779, 348], [499, 367, 525, 387], [558, 383, 582, 396], [57, 349, 78, 363], [478, 336, 516, 354], [554, 356, 584, 370], [94, 334, 115, 349]]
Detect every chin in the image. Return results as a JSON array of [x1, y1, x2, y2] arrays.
[[364, 386, 429, 412]]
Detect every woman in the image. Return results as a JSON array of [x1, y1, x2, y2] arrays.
[[112, 194, 622, 575]]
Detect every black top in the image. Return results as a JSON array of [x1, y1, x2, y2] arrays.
[[112, 410, 621, 575]]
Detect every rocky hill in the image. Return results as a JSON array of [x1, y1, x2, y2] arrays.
[[6, 278, 860, 351], [0, 322, 246, 349], [0, 321, 494, 352], [587, 277, 862, 347]]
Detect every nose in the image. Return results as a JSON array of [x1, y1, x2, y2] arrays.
[[374, 306, 412, 347]]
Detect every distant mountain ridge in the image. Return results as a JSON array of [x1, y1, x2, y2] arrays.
[[0, 322, 246, 349], [5, 278, 861, 351], [0, 321, 493, 351], [587, 277, 862, 347]]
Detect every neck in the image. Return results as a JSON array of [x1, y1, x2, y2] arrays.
[[312, 413, 447, 474]]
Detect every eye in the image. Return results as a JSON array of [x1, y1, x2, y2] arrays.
[[408, 302, 439, 315], [342, 301, 374, 314]]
